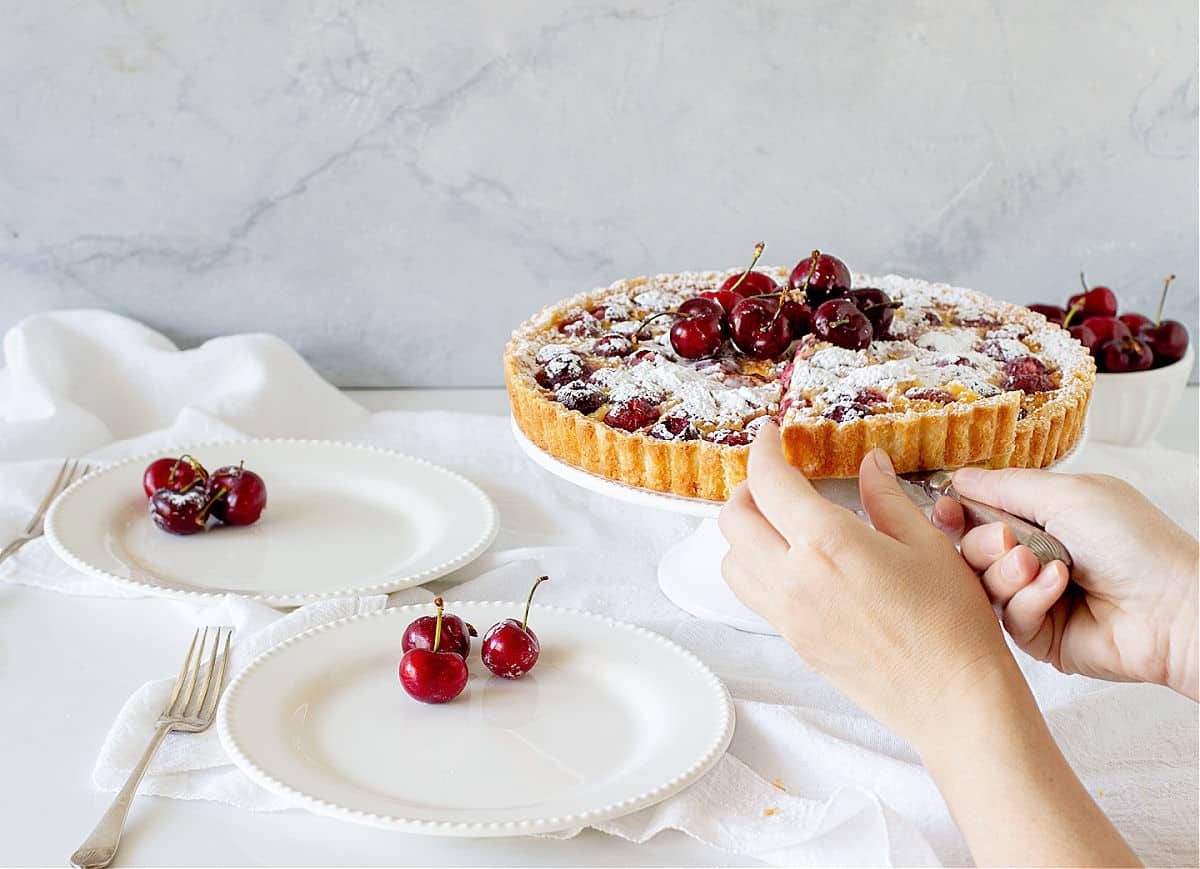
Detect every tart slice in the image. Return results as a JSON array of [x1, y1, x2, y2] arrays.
[[505, 248, 1095, 500]]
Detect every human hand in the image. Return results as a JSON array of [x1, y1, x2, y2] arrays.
[[718, 422, 1020, 748], [932, 468, 1198, 700]]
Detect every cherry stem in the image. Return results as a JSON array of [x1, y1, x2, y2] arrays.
[[634, 311, 676, 342], [433, 597, 445, 652], [1154, 274, 1176, 327], [195, 485, 227, 526], [724, 242, 766, 296], [1079, 271, 1090, 294], [1061, 300, 1084, 329], [521, 575, 550, 632], [770, 249, 819, 330], [170, 454, 206, 485]]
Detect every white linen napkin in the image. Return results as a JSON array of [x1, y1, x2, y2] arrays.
[[2, 310, 1197, 867]]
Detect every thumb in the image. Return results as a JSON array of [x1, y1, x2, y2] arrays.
[[859, 449, 936, 544], [951, 467, 1065, 528]]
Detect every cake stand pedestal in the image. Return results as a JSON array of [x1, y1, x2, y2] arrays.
[[512, 419, 866, 636]]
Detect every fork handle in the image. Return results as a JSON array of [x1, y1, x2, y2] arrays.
[[71, 725, 172, 869], [954, 493, 1074, 568], [0, 535, 32, 566]]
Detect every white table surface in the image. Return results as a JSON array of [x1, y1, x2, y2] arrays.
[[3, 386, 1197, 868]]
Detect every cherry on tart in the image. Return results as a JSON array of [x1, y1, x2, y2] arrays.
[[812, 298, 874, 350], [481, 575, 549, 679], [719, 271, 776, 296], [398, 598, 470, 703], [788, 249, 852, 307], [142, 455, 207, 499], [848, 288, 899, 336], [1100, 335, 1154, 372], [1002, 356, 1055, 392], [402, 604, 477, 659], [206, 462, 267, 526], [780, 299, 812, 336], [604, 397, 659, 431], [1067, 273, 1118, 319], [148, 483, 224, 535], [670, 298, 725, 359], [1141, 275, 1189, 366], [729, 296, 793, 358], [721, 242, 774, 294]]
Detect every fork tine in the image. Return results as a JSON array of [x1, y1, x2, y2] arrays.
[[25, 459, 70, 534], [187, 627, 223, 717], [173, 627, 209, 718], [199, 628, 233, 722], [163, 629, 200, 715]]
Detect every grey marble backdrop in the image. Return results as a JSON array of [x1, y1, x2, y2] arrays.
[[1, 1, 1196, 385]]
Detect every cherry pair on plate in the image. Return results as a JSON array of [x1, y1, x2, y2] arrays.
[[398, 576, 550, 704], [143, 455, 267, 535]]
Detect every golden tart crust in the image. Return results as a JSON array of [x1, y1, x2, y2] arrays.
[[506, 269, 1095, 500]]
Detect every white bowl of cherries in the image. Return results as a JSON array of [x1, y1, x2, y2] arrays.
[[1030, 274, 1193, 446]]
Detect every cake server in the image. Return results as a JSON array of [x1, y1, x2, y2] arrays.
[[897, 469, 1073, 568]]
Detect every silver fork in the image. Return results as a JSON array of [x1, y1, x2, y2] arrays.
[[70, 627, 234, 869], [0, 458, 92, 565]]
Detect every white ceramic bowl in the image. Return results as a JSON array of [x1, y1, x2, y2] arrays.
[[1086, 342, 1194, 445]]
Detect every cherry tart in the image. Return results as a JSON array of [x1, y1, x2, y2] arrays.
[[505, 268, 1095, 497]]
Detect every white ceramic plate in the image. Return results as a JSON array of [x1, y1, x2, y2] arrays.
[[44, 440, 498, 605], [217, 602, 734, 836]]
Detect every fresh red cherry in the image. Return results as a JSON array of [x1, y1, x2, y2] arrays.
[[1069, 324, 1100, 355], [1080, 316, 1130, 345], [812, 298, 874, 350], [1028, 304, 1066, 325], [142, 455, 207, 499], [719, 270, 777, 297], [848, 288, 899, 337], [1100, 335, 1154, 372], [1067, 273, 1118, 319], [716, 241, 775, 301], [671, 298, 726, 359], [788, 249, 852, 306], [1141, 275, 1190, 366], [399, 597, 470, 703], [729, 296, 794, 358], [1119, 313, 1153, 333], [696, 288, 744, 314], [677, 297, 725, 321], [402, 602, 476, 659], [206, 462, 267, 526], [604, 397, 660, 431], [148, 484, 222, 535], [1145, 321, 1189, 366], [481, 575, 549, 679], [781, 300, 812, 336], [670, 315, 723, 359]]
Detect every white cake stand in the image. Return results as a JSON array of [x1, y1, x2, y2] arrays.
[[513, 416, 1089, 636]]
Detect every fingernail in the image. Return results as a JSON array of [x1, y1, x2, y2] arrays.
[[954, 467, 983, 485], [1039, 562, 1066, 586], [979, 524, 1010, 559], [1000, 549, 1025, 584], [871, 449, 895, 476]]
